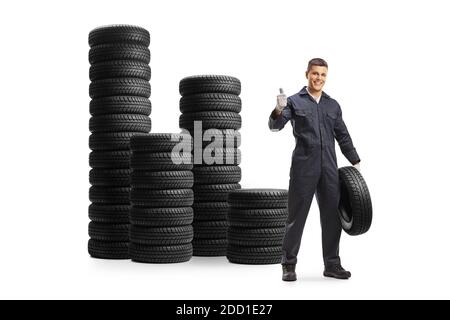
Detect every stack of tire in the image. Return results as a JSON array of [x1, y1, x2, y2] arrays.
[[179, 75, 242, 257], [227, 189, 288, 264], [88, 25, 152, 259], [128, 133, 194, 263]]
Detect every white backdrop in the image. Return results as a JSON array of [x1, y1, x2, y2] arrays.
[[0, 0, 449, 299]]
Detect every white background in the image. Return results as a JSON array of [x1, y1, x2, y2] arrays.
[[0, 0, 449, 300]]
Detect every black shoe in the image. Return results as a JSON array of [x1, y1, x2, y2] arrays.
[[282, 264, 297, 281], [323, 264, 351, 279]]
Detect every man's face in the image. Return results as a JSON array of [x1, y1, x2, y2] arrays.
[[306, 65, 327, 92]]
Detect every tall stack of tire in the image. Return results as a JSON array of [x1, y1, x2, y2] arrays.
[[179, 75, 242, 256], [129, 134, 194, 263], [227, 189, 288, 264], [88, 25, 152, 259]]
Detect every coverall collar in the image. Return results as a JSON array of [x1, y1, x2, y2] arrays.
[[299, 86, 330, 99]]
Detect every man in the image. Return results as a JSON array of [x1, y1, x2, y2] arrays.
[[268, 58, 361, 281]]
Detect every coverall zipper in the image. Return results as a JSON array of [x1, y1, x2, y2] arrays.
[[314, 99, 323, 169]]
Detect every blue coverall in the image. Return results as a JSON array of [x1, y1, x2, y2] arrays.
[[268, 86, 360, 267]]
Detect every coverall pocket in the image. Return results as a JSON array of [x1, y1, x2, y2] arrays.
[[294, 109, 312, 118], [292, 109, 314, 159], [326, 112, 337, 120], [293, 109, 312, 129], [326, 111, 338, 129], [325, 112, 338, 144]]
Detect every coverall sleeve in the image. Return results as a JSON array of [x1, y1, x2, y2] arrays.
[[268, 99, 293, 132], [334, 104, 361, 165]]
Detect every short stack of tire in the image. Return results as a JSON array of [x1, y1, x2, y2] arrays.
[[179, 75, 242, 256], [128, 133, 194, 263], [227, 189, 288, 264], [88, 25, 152, 259]]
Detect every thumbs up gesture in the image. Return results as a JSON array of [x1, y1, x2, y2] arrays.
[[276, 88, 287, 112]]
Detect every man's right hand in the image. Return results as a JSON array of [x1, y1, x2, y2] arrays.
[[275, 88, 287, 115]]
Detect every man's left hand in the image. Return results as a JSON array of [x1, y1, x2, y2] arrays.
[[353, 162, 361, 172]]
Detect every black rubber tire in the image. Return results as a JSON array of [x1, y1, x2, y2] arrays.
[[228, 188, 288, 200], [194, 148, 241, 166], [89, 25, 150, 47], [192, 202, 229, 221], [90, 60, 151, 81], [179, 111, 241, 130], [338, 166, 372, 236], [226, 246, 282, 265], [89, 150, 131, 169], [131, 152, 193, 171], [193, 239, 228, 257], [88, 222, 129, 242], [90, 96, 151, 116], [88, 239, 129, 260], [179, 75, 241, 96], [89, 78, 151, 99], [129, 243, 192, 264], [228, 199, 287, 209], [89, 132, 140, 151], [89, 168, 131, 187], [130, 207, 193, 227], [194, 183, 241, 202], [228, 208, 287, 228], [130, 133, 192, 152], [89, 186, 130, 204], [89, 204, 130, 224], [89, 114, 151, 133], [193, 220, 229, 239], [193, 166, 241, 184], [227, 227, 285, 247], [228, 189, 288, 209], [131, 171, 193, 189], [130, 189, 194, 207], [180, 93, 241, 113], [89, 43, 150, 64], [130, 225, 193, 245]]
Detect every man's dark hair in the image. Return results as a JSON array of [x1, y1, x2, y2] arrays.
[[307, 58, 328, 73]]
